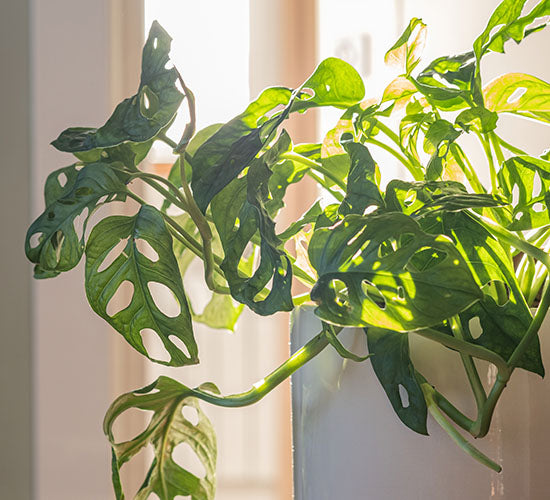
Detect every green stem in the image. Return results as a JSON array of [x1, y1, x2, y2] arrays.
[[473, 281, 550, 438], [449, 316, 487, 412], [281, 151, 347, 191], [472, 214, 550, 268], [129, 172, 188, 210], [306, 170, 344, 201], [476, 131, 498, 193], [413, 328, 509, 374], [375, 120, 401, 146], [419, 377, 501, 472], [432, 390, 475, 431], [158, 132, 178, 149], [364, 137, 423, 180], [190, 331, 330, 407], [450, 144, 486, 194], [494, 134, 527, 156], [488, 131, 506, 166]]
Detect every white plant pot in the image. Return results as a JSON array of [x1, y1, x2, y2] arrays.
[[291, 306, 550, 500]]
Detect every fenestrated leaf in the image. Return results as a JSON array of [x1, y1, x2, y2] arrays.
[[473, 0, 527, 61], [421, 211, 543, 375], [52, 22, 183, 153], [44, 164, 81, 205], [291, 57, 365, 111], [455, 107, 498, 133], [415, 50, 480, 108], [85, 204, 198, 366], [484, 73, 550, 123], [339, 141, 384, 216], [25, 163, 129, 274], [365, 327, 428, 435], [385, 179, 501, 216], [104, 376, 217, 500], [309, 212, 482, 330], [190, 86, 294, 213], [211, 161, 294, 315], [385, 17, 427, 76], [498, 155, 550, 230], [475, 0, 550, 60], [422, 120, 462, 180]]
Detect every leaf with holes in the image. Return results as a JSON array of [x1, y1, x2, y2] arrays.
[[498, 155, 550, 230], [104, 376, 217, 500], [475, 0, 550, 61], [291, 57, 365, 111], [25, 163, 129, 275], [309, 212, 482, 330], [423, 212, 544, 375], [211, 160, 294, 315], [85, 204, 197, 366], [339, 141, 384, 216], [52, 22, 182, 154], [415, 52, 477, 109], [484, 73, 550, 124], [385, 17, 427, 76], [190, 86, 295, 213], [366, 327, 428, 435]]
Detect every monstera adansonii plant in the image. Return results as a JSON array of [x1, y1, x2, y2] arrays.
[[25, 0, 550, 497]]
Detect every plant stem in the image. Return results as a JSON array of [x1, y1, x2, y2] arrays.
[[364, 137, 423, 180], [281, 151, 347, 191], [158, 132, 178, 149], [449, 316, 487, 411], [129, 172, 188, 210], [450, 144, 486, 194], [419, 376, 501, 472], [488, 131, 506, 166], [477, 131, 498, 193], [413, 328, 509, 374], [190, 330, 330, 407], [306, 170, 344, 202], [494, 134, 527, 156]]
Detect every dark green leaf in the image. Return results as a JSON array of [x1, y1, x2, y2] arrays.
[[104, 376, 217, 500], [52, 22, 183, 153], [309, 213, 482, 330], [366, 327, 428, 434], [211, 162, 293, 315], [85, 205, 198, 366], [498, 155, 550, 230], [339, 141, 384, 216], [191, 87, 294, 213], [421, 211, 543, 375], [25, 163, 129, 274]]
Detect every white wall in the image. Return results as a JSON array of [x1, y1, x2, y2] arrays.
[[31, 1, 114, 498]]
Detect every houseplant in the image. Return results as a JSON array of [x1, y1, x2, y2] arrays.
[[24, 0, 550, 497]]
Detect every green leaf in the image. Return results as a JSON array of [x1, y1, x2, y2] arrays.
[[384, 180, 501, 215], [365, 327, 428, 434], [455, 107, 498, 133], [484, 73, 550, 123], [25, 163, 129, 274], [421, 211, 543, 376], [85, 205, 198, 366], [309, 212, 482, 330], [52, 22, 183, 153], [104, 376, 217, 500], [193, 293, 243, 331], [339, 141, 384, 216], [385, 18, 427, 76], [475, 0, 550, 59], [498, 155, 550, 230], [191, 87, 294, 213], [473, 0, 527, 60], [211, 162, 293, 315], [291, 57, 365, 111], [415, 52, 477, 109]]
